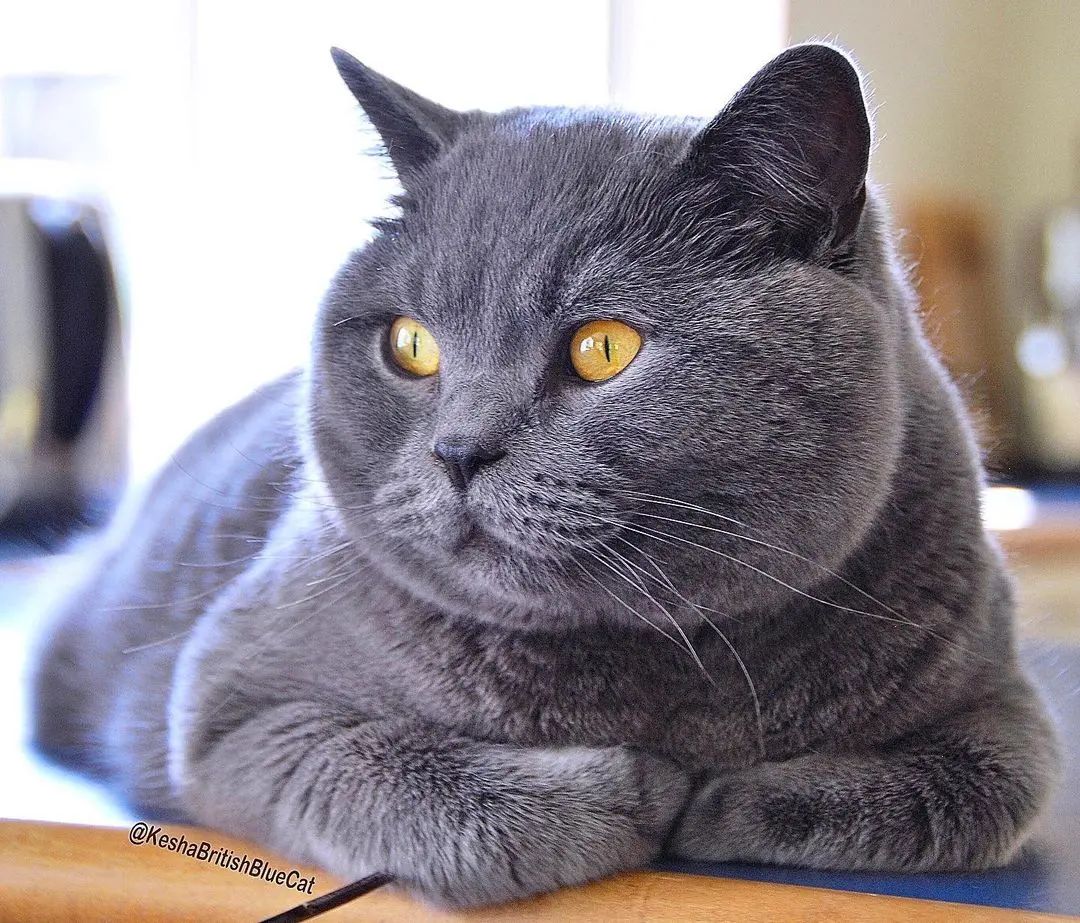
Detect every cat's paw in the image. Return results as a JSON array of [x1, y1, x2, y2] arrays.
[[385, 745, 691, 909], [665, 767, 761, 862], [624, 747, 695, 842]]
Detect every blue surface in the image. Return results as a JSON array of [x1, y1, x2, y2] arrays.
[[655, 641, 1080, 916], [1022, 483, 1080, 506]]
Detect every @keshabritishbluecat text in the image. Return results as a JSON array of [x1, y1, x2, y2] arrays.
[[128, 821, 316, 894]]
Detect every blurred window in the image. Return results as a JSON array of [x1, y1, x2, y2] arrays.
[[1, 0, 783, 481]]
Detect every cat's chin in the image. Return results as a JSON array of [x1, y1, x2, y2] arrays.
[[448, 526, 554, 588]]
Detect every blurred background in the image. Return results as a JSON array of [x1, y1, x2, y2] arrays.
[[1, 1, 1079, 679]]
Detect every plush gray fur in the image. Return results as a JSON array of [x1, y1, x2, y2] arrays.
[[31, 44, 1059, 907]]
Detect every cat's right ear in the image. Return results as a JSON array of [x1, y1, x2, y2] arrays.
[[331, 48, 472, 183]]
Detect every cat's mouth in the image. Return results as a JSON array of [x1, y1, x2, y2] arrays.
[[447, 510, 513, 556], [439, 506, 564, 575], [377, 482, 584, 579]]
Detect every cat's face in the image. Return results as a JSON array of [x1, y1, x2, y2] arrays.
[[308, 46, 905, 631]]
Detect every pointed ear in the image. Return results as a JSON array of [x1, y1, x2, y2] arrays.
[[331, 47, 471, 182], [683, 44, 871, 256]]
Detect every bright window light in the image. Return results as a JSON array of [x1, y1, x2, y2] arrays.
[[981, 486, 1037, 532]]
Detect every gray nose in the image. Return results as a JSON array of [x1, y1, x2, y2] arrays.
[[432, 437, 506, 490]]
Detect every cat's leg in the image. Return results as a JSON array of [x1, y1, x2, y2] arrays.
[[669, 676, 1058, 871], [171, 700, 689, 908]]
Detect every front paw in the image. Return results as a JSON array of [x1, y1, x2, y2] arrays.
[[667, 767, 765, 862], [384, 746, 690, 908], [625, 748, 694, 843]]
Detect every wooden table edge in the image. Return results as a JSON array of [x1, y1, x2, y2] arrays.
[[0, 819, 1073, 922]]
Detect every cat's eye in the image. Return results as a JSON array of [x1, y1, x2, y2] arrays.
[[569, 320, 642, 382], [389, 316, 440, 376]]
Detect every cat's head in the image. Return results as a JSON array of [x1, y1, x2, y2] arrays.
[[309, 44, 907, 632]]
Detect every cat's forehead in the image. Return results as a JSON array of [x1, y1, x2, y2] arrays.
[[431, 109, 694, 205], [401, 112, 698, 334]]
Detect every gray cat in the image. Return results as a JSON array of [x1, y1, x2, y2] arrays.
[[31, 44, 1059, 908]]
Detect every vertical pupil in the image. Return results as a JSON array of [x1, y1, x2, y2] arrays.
[[604, 334, 611, 363], [412, 330, 419, 359]]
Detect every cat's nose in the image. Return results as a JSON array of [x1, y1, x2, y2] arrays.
[[432, 437, 506, 491]]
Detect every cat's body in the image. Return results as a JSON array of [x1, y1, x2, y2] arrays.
[[32, 45, 1058, 907]]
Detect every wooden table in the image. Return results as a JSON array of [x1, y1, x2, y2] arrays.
[[1, 820, 1071, 922]]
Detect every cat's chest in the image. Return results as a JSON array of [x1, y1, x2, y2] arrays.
[[368, 615, 766, 772]]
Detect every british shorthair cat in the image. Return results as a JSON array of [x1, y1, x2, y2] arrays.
[[32, 44, 1058, 907]]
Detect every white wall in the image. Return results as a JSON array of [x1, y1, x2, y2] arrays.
[[788, 0, 1015, 206], [609, 0, 785, 116]]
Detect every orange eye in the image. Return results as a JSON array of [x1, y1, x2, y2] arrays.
[[570, 320, 642, 382], [389, 316, 440, 376]]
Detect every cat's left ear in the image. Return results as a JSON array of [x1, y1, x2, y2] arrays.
[[683, 44, 871, 255], [331, 47, 473, 183]]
